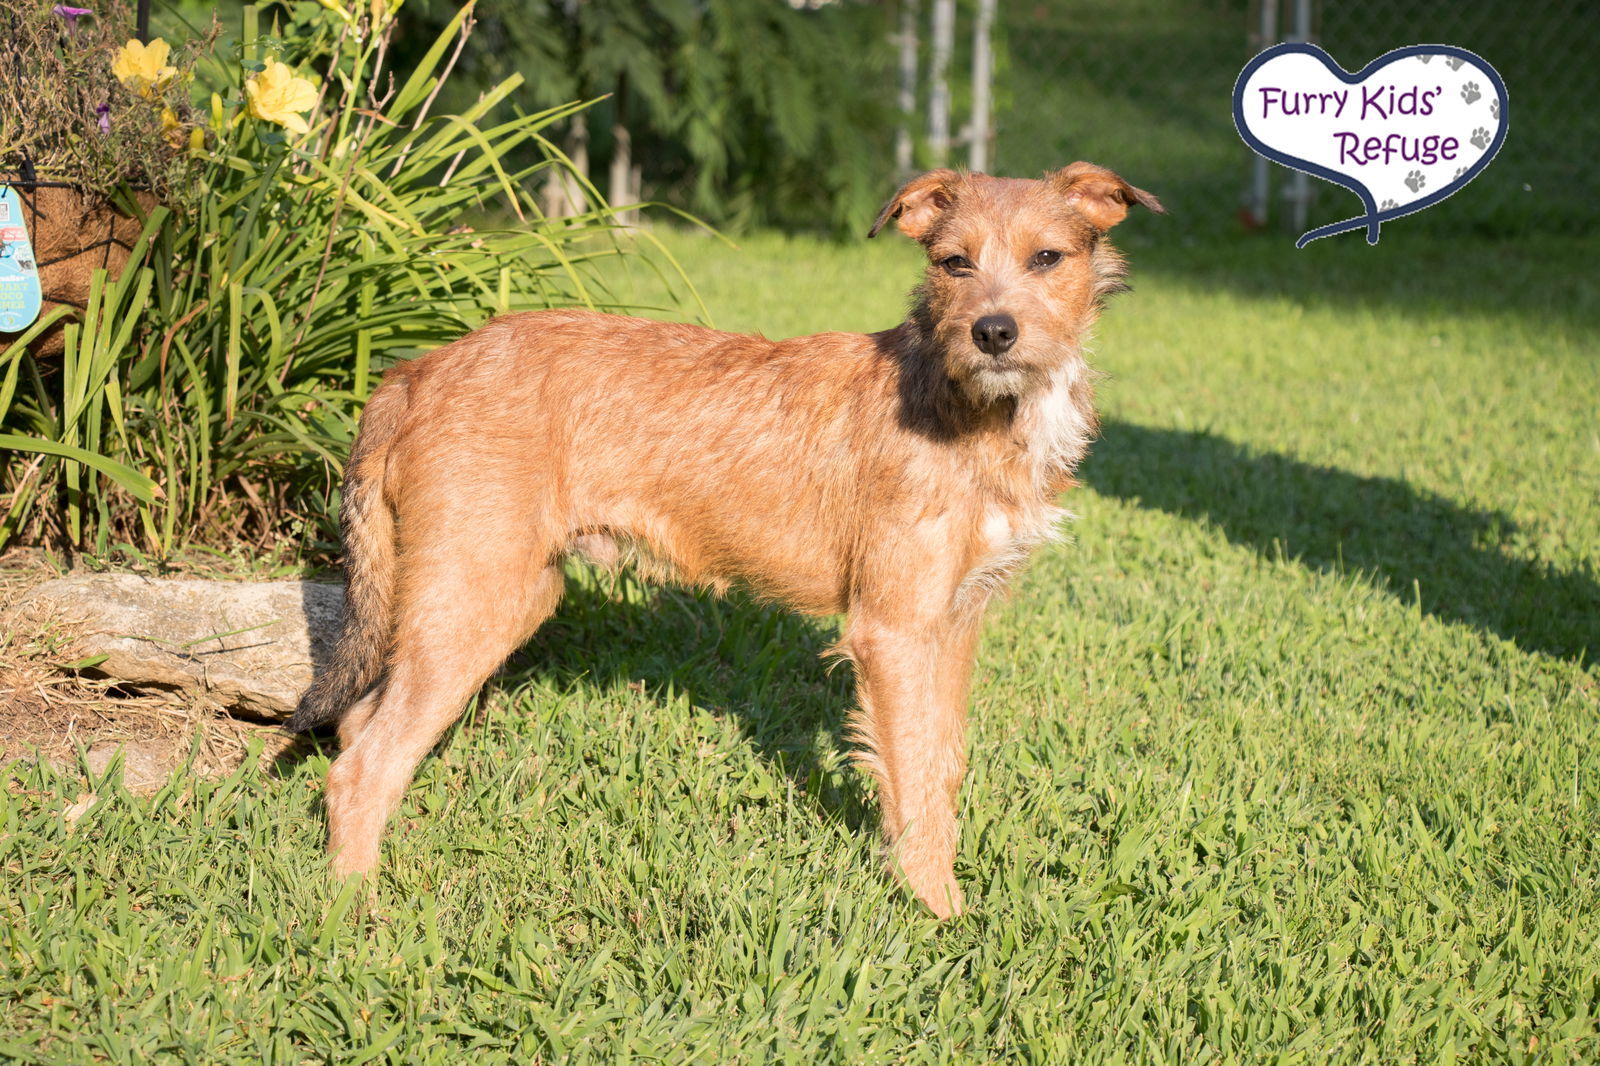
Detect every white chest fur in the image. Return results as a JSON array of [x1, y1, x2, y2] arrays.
[[957, 501, 1068, 606], [953, 365, 1089, 606], [1020, 362, 1095, 483]]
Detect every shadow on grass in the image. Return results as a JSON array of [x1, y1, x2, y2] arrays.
[[496, 577, 868, 829], [287, 416, 1595, 815], [1123, 229, 1600, 345], [284, 577, 866, 829], [1082, 419, 1599, 663]]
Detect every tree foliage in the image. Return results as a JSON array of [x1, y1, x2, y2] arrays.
[[401, 0, 897, 236]]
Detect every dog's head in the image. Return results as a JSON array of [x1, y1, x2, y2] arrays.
[[870, 164, 1163, 406]]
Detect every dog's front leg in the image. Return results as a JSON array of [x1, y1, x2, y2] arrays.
[[846, 611, 984, 918]]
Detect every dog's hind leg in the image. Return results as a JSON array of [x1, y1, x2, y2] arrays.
[[323, 543, 565, 880]]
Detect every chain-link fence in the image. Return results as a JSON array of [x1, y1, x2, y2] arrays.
[[990, 0, 1598, 238]]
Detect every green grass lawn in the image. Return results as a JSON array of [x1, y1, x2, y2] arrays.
[[5, 225, 1598, 1063]]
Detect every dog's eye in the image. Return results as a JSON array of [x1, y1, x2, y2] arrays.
[[1030, 250, 1063, 270], [938, 255, 974, 276]]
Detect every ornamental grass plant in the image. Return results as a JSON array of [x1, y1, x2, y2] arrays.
[[0, 0, 693, 560]]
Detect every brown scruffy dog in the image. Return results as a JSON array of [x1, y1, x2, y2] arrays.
[[288, 163, 1163, 917]]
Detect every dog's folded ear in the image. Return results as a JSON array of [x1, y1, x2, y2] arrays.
[[1051, 162, 1165, 231], [869, 169, 962, 240]]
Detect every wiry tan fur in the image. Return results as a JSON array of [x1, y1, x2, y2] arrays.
[[289, 163, 1163, 918]]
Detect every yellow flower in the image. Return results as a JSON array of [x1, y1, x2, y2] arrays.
[[112, 38, 177, 96], [370, 0, 404, 30], [318, 0, 355, 26], [160, 106, 187, 150], [245, 61, 319, 135]]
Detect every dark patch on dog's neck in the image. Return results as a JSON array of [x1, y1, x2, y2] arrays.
[[879, 309, 1021, 443]]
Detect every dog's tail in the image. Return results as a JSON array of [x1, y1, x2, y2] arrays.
[[286, 376, 409, 734]]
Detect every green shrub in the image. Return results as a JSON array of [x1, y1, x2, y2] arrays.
[[0, 0, 697, 560]]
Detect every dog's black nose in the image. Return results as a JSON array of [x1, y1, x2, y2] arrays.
[[971, 314, 1018, 356]]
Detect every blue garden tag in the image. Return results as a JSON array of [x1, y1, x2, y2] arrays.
[[0, 184, 44, 333]]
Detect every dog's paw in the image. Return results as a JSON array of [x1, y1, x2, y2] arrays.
[[1404, 170, 1426, 193], [1380, 198, 1398, 210], [1445, 56, 1466, 72], [1470, 126, 1492, 150], [892, 849, 966, 919], [1490, 99, 1500, 120], [1460, 80, 1481, 105], [914, 876, 966, 920]]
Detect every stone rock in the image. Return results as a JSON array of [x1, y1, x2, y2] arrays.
[[23, 574, 344, 719], [85, 736, 178, 791]]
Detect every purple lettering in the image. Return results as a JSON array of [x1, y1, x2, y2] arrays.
[[1331, 131, 1465, 166], [1361, 84, 1388, 121]]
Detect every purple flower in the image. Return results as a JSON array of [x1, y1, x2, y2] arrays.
[[96, 102, 110, 133], [54, 6, 92, 32]]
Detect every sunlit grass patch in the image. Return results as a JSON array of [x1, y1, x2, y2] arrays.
[[3, 228, 1596, 1063]]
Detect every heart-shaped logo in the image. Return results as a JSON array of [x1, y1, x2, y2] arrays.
[[1233, 44, 1508, 246]]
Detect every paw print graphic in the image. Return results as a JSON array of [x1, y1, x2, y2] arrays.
[[1445, 56, 1465, 71], [1460, 81, 1481, 105], [1417, 54, 1434, 64], [1405, 170, 1426, 193], [1470, 126, 1491, 150], [1490, 99, 1500, 119], [1380, 199, 1398, 210], [1454, 166, 1466, 179]]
